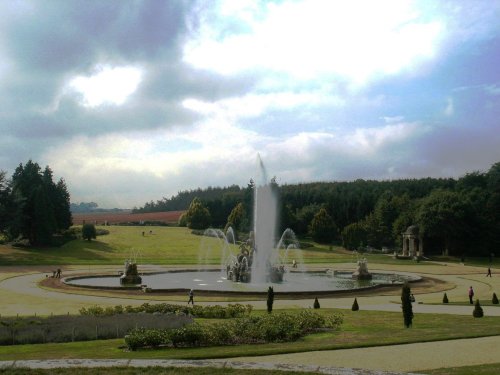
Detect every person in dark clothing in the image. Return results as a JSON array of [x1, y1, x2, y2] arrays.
[[468, 286, 474, 304], [487, 267, 492, 277], [188, 289, 194, 305]]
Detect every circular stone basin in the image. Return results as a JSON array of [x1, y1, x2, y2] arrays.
[[64, 270, 420, 293]]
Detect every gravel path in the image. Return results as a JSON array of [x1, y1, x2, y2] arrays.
[[225, 336, 500, 373]]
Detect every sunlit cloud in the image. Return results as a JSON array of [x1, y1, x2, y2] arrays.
[[184, 0, 443, 87], [67, 65, 143, 107], [182, 91, 345, 120], [43, 118, 423, 207], [1, 0, 499, 208]]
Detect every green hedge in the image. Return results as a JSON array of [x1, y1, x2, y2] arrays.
[[125, 310, 343, 350], [80, 303, 253, 319]]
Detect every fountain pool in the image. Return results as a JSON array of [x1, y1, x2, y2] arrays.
[[64, 269, 420, 293]]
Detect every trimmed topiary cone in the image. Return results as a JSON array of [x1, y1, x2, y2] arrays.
[[313, 297, 320, 309], [352, 298, 359, 311], [493, 293, 499, 305], [473, 299, 484, 318], [442, 292, 449, 303]]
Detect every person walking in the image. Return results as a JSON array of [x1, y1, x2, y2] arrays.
[[188, 289, 194, 305], [486, 267, 492, 277], [468, 286, 474, 304]]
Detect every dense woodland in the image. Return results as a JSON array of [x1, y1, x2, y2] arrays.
[[0, 160, 72, 246], [1, 160, 499, 256], [135, 162, 500, 256]]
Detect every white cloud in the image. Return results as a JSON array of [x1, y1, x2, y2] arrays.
[[42, 117, 423, 207], [182, 91, 345, 120], [184, 0, 443, 87], [381, 116, 405, 124], [67, 65, 143, 107], [444, 97, 454, 116]]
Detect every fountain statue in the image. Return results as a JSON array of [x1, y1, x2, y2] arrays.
[[120, 259, 142, 285], [352, 258, 372, 280], [225, 231, 286, 283]]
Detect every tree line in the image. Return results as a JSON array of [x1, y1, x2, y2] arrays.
[[0, 160, 72, 246], [139, 162, 500, 256]]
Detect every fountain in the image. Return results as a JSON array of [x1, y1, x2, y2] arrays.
[[225, 156, 291, 284], [120, 259, 142, 285], [352, 258, 372, 280], [64, 156, 420, 294]]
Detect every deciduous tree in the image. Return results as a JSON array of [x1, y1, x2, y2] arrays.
[[185, 197, 211, 230], [310, 208, 337, 244]]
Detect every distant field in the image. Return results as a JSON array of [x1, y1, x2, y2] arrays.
[[72, 210, 184, 225]]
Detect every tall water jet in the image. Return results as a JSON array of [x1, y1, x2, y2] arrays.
[[251, 155, 281, 283]]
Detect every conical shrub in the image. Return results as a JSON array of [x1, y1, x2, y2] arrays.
[[442, 293, 449, 304], [473, 299, 484, 318], [313, 297, 320, 309], [352, 298, 359, 311], [492, 293, 499, 305]]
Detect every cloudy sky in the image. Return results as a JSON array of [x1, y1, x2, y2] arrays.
[[1, 0, 499, 208]]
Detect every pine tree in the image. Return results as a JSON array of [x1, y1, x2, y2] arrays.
[[352, 298, 359, 311], [313, 297, 320, 309], [267, 286, 274, 313], [401, 282, 414, 327], [8, 161, 71, 245], [473, 299, 484, 318], [443, 293, 449, 303]]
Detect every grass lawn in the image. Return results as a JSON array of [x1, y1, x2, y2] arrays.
[[0, 226, 238, 266], [1, 309, 500, 361], [0, 225, 459, 267]]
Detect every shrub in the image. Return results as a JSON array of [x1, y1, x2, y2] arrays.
[[352, 298, 359, 311], [79, 303, 252, 319], [492, 293, 499, 305], [81, 223, 97, 241], [125, 328, 147, 351], [442, 293, 449, 304], [313, 298, 320, 309], [473, 300, 484, 318], [124, 310, 344, 350], [170, 323, 206, 347]]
